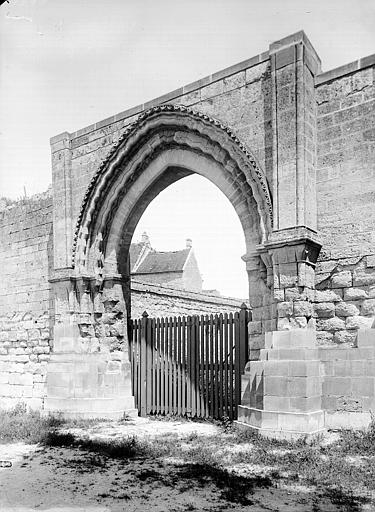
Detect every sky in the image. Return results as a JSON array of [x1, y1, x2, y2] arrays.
[[0, 0, 374, 298]]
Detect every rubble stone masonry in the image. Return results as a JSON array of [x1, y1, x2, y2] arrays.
[[0, 191, 53, 409]]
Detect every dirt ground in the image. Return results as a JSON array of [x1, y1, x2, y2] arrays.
[[0, 418, 373, 512]]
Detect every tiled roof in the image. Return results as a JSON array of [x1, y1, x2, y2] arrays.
[[133, 249, 190, 274], [129, 243, 144, 271]]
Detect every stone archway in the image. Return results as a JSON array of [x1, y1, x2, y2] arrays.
[[73, 105, 274, 340], [73, 105, 273, 270], [45, 105, 274, 419]]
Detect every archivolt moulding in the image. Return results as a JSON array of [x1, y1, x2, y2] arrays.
[[72, 104, 273, 270]]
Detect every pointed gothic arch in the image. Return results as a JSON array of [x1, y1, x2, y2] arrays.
[[72, 105, 273, 285]]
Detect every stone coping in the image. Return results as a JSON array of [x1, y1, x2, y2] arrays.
[[316, 53, 375, 85], [50, 50, 269, 144], [50, 29, 375, 146], [131, 278, 247, 308]]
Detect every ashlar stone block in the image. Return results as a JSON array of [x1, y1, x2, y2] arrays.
[[277, 302, 293, 317], [293, 301, 313, 317], [346, 316, 373, 330], [344, 287, 368, 301], [331, 271, 352, 288], [335, 302, 360, 317], [316, 317, 346, 332], [353, 270, 375, 287]]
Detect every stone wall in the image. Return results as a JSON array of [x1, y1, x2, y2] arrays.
[[51, 54, 272, 269], [131, 279, 246, 318], [0, 191, 53, 409], [314, 63, 375, 346]]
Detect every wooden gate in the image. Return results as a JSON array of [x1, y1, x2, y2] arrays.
[[129, 304, 249, 420]]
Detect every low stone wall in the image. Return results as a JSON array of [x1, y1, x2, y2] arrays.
[[131, 279, 246, 318], [0, 191, 53, 409], [0, 313, 50, 410]]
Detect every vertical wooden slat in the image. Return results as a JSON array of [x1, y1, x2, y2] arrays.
[[229, 313, 234, 420], [166, 316, 170, 416], [168, 317, 173, 416], [214, 315, 219, 419], [160, 317, 165, 415], [205, 315, 210, 418], [200, 315, 205, 418], [186, 316, 192, 416], [155, 318, 160, 415], [224, 313, 229, 418], [209, 314, 214, 418], [130, 320, 136, 408], [177, 316, 182, 416], [234, 311, 241, 420], [195, 316, 201, 418], [129, 320, 133, 397], [191, 316, 196, 417], [146, 316, 152, 414], [181, 316, 186, 416], [165, 317, 169, 415], [165, 317, 170, 416], [218, 313, 224, 419], [173, 316, 178, 415], [136, 319, 141, 412], [139, 312, 148, 417], [151, 318, 155, 414]]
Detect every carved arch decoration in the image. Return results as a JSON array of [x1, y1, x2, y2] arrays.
[[72, 104, 273, 277]]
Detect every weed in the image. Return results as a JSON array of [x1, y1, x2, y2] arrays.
[[0, 404, 115, 444], [0, 403, 64, 444], [332, 417, 375, 456]]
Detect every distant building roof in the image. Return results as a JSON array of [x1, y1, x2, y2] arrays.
[[129, 243, 144, 270], [134, 249, 190, 274]]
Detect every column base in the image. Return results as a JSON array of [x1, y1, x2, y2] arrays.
[[237, 405, 325, 440], [239, 329, 326, 439], [43, 352, 136, 420]]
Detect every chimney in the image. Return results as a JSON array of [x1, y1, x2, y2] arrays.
[[186, 238, 192, 249]]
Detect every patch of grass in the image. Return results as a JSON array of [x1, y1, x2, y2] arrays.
[[0, 404, 115, 444], [0, 403, 64, 444], [331, 419, 375, 456]]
